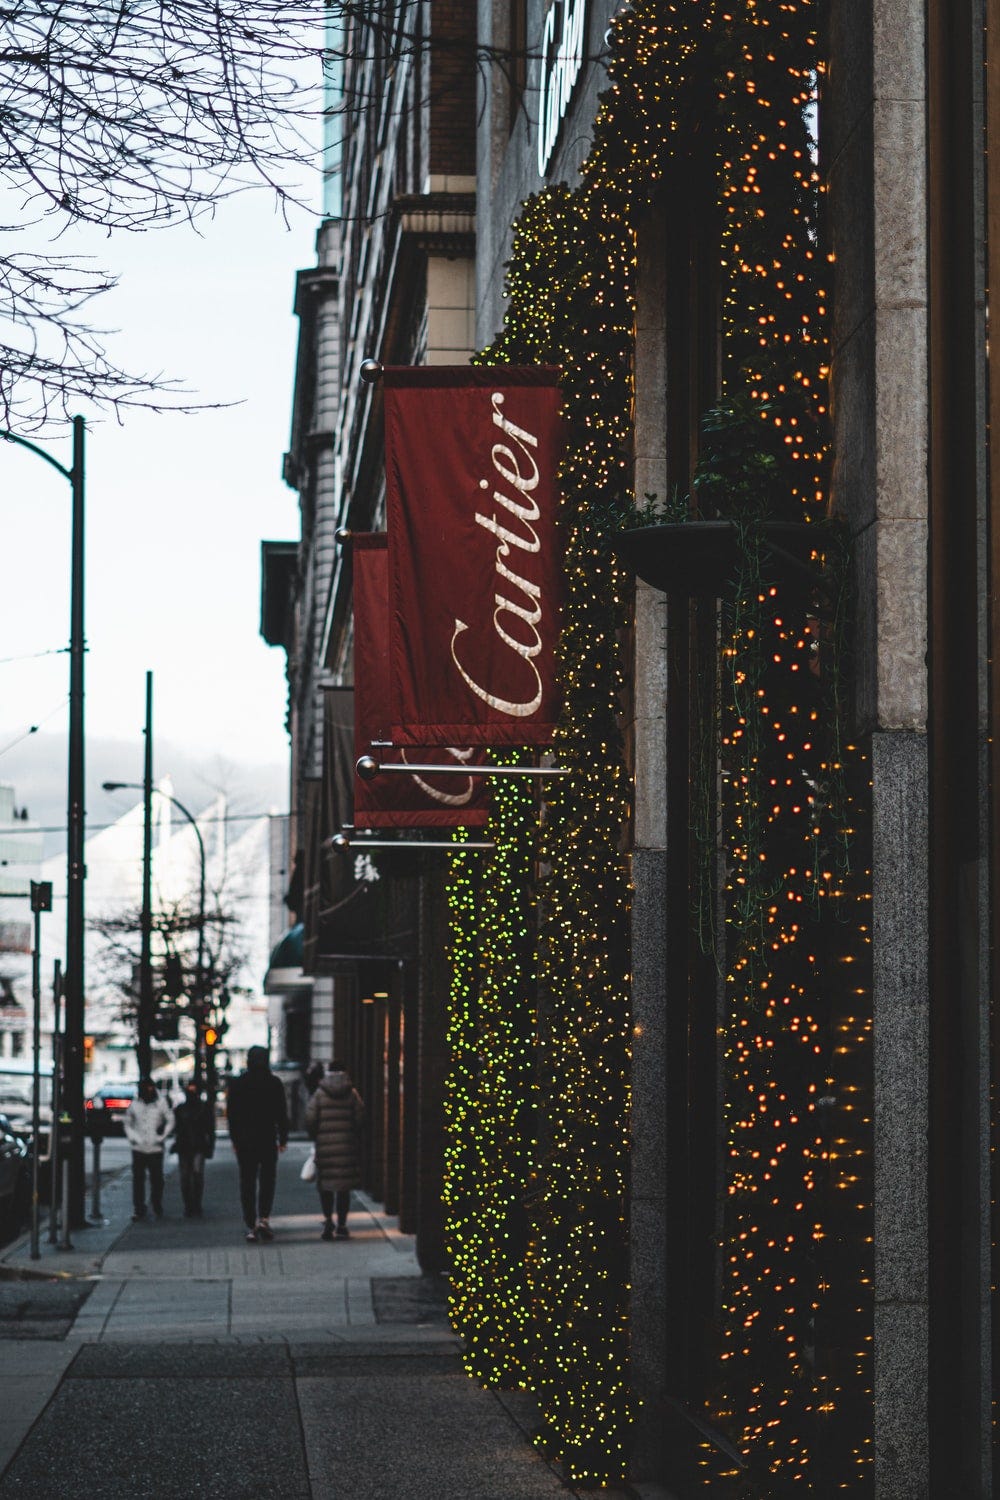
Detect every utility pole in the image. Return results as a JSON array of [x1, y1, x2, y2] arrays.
[[138, 671, 154, 1078], [0, 416, 87, 1225], [47, 960, 62, 1246], [29, 881, 53, 1260], [64, 415, 86, 1225]]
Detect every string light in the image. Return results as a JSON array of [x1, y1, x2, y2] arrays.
[[444, 771, 538, 1389], [438, 0, 872, 1488]]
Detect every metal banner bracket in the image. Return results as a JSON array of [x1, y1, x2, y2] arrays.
[[355, 755, 569, 782], [328, 830, 494, 852]]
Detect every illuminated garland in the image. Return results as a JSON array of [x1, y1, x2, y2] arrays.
[[704, 4, 870, 1490], [442, 840, 482, 1347], [440, 0, 871, 1488], [475, 183, 635, 1484], [444, 768, 538, 1388]]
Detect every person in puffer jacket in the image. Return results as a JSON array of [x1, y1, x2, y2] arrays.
[[123, 1077, 173, 1221], [304, 1061, 365, 1240]]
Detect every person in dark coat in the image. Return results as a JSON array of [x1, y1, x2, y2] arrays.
[[304, 1060, 364, 1240], [172, 1080, 215, 1217], [226, 1046, 288, 1243]]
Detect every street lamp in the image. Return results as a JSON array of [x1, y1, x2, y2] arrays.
[[1, 417, 87, 1228], [102, 779, 208, 1084]]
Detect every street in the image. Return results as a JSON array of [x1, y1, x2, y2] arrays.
[[0, 1139, 650, 1500]]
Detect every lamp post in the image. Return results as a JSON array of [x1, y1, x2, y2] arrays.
[[102, 778, 208, 1084], [1, 417, 87, 1228], [29, 880, 53, 1260]]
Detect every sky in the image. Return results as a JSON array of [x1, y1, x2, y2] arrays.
[[0, 179, 321, 843]]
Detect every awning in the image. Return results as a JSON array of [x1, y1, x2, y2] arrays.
[[263, 923, 312, 996]]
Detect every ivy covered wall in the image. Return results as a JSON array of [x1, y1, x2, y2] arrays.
[[443, 3, 872, 1490]]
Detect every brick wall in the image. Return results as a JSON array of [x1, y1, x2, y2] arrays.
[[429, 1, 477, 177]]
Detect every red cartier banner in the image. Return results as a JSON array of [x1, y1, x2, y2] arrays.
[[351, 533, 490, 828], [384, 365, 563, 746]]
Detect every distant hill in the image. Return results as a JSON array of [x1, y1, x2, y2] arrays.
[[0, 729, 288, 858]]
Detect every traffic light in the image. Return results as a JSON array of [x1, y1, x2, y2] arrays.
[[163, 954, 185, 998], [202, 1025, 219, 1049], [30, 881, 53, 913], [83, 1035, 94, 1066], [152, 1008, 180, 1042]]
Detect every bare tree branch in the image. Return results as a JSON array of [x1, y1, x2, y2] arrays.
[[0, 0, 324, 428], [91, 893, 246, 1034], [0, 2, 603, 428]]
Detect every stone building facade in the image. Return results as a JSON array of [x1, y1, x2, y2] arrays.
[[0, 785, 42, 1064], [262, 1, 996, 1492], [263, 1, 478, 1268]]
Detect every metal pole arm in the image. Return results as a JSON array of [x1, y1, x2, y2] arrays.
[[356, 755, 570, 781], [2, 418, 86, 1226], [0, 428, 74, 482], [329, 832, 494, 851]]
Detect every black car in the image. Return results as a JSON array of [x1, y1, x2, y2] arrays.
[[0, 1116, 30, 1244], [85, 1081, 139, 1137]]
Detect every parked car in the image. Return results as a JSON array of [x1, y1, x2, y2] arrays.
[[0, 1064, 54, 1152], [0, 1116, 30, 1244], [0, 1086, 32, 1134], [0, 1086, 52, 1151], [85, 1081, 139, 1137]]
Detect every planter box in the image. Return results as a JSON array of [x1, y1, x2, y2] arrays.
[[613, 519, 830, 596]]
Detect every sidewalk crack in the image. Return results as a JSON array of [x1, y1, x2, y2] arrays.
[[290, 1348, 315, 1500]]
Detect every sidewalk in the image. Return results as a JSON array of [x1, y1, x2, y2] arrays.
[[0, 1141, 655, 1499]]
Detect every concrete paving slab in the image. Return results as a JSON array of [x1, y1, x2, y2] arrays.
[[345, 1274, 376, 1325], [230, 1277, 347, 1333], [2, 1368, 310, 1499], [70, 1342, 292, 1378], [65, 1276, 124, 1341], [0, 1167, 134, 1279], [0, 1280, 94, 1339], [371, 1272, 450, 1325], [0, 1345, 76, 1476], [297, 1323, 459, 1348], [296, 1359, 572, 1500], [0, 1145, 588, 1500]]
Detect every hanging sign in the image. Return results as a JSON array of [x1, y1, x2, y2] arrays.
[[537, 0, 588, 176], [352, 533, 490, 828], [383, 365, 563, 747]]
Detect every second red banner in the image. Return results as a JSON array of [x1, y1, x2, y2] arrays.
[[352, 533, 489, 829]]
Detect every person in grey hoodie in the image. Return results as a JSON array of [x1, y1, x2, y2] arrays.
[[304, 1060, 364, 1240], [123, 1078, 173, 1221]]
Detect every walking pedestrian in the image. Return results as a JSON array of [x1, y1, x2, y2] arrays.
[[226, 1045, 288, 1243], [304, 1060, 365, 1241], [123, 1077, 173, 1221], [172, 1079, 215, 1217]]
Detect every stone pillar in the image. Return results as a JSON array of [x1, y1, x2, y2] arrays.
[[415, 867, 449, 1273], [829, 1, 931, 1491], [628, 201, 670, 1479], [310, 976, 335, 1071]]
